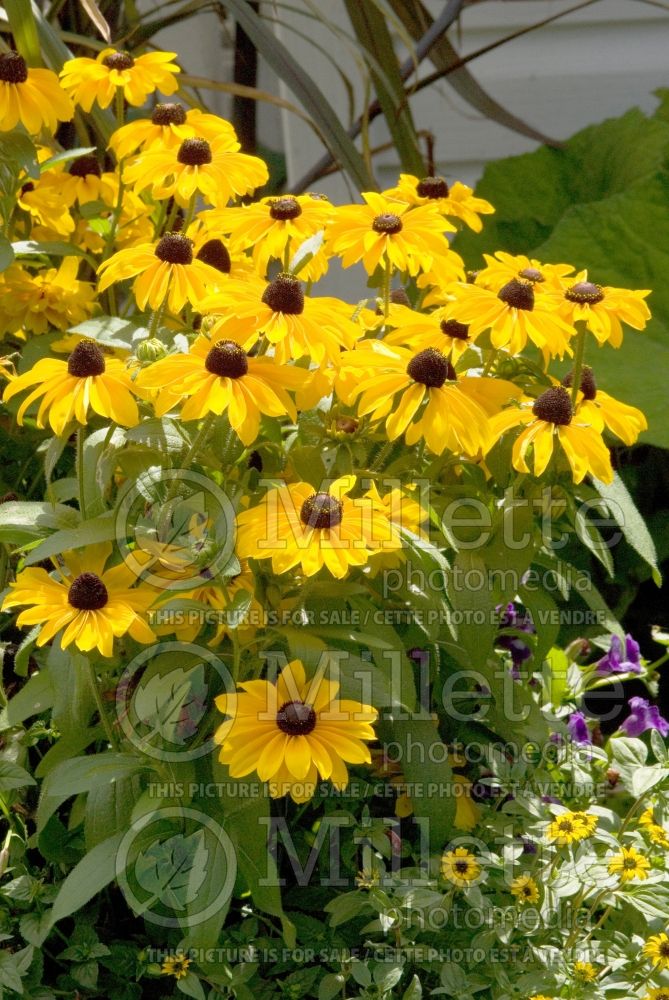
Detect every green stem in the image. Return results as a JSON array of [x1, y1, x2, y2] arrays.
[[76, 426, 87, 521], [115, 89, 125, 131], [164, 413, 216, 507], [85, 657, 119, 751], [148, 300, 166, 338], [569, 325, 587, 407]]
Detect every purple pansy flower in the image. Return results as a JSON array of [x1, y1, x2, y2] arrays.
[[596, 634, 642, 676], [496, 603, 535, 677], [567, 711, 592, 745], [620, 697, 669, 737]]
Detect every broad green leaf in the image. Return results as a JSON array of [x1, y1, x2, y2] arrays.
[[0, 236, 15, 273], [47, 832, 126, 928], [4, 0, 41, 65], [1, 670, 54, 728], [37, 753, 150, 833], [0, 761, 36, 794], [23, 512, 116, 566], [594, 472, 662, 585], [134, 830, 208, 913], [0, 501, 79, 547]]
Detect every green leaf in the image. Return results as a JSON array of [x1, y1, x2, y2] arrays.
[[4, 0, 41, 65], [134, 830, 208, 912], [23, 512, 116, 566], [319, 974, 346, 1000], [594, 472, 662, 586], [0, 236, 15, 273], [37, 754, 150, 833], [0, 131, 39, 179], [627, 884, 669, 920], [0, 761, 36, 794], [47, 832, 126, 928], [176, 972, 206, 1000], [1, 670, 54, 728], [0, 501, 79, 547], [12, 240, 89, 260], [0, 949, 25, 995]]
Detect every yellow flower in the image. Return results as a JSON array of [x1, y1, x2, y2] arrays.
[[369, 749, 480, 830], [338, 340, 518, 456], [236, 475, 401, 579], [0, 257, 95, 336], [201, 273, 361, 365], [645, 989, 669, 1000], [644, 933, 669, 970], [510, 875, 539, 905], [529, 996, 555, 1000], [572, 961, 597, 983], [440, 847, 481, 888], [17, 174, 74, 236], [60, 48, 180, 111], [545, 809, 598, 844], [560, 270, 651, 347], [646, 824, 669, 849], [384, 173, 494, 232], [446, 277, 574, 359], [382, 301, 479, 364], [476, 251, 575, 292], [123, 134, 268, 208], [0, 51, 72, 133], [97, 232, 222, 314], [328, 192, 453, 276], [160, 955, 191, 980], [55, 153, 117, 208], [214, 658, 377, 803], [110, 103, 236, 159], [607, 845, 650, 883], [2, 543, 156, 658], [135, 335, 307, 444], [151, 561, 261, 644], [488, 386, 614, 485], [562, 366, 647, 445], [200, 193, 333, 276]]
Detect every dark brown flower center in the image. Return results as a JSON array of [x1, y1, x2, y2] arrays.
[[300, 492, 343, 529], [440, 318, 469, 341], [407, 348, 455, 388], [68, 572, 109, 611], [261, 273, 304, 315], [151, 102, 187, 126], [204, 341, 248, 379], [660, 942, 669, 958], [67, 340, 106, 377], [454, 860, 470, 874], [269, 197, 302, 221], [498, 278, 535, 311], [102, 51, 135, 71], [155, 233, 193, 265], [335, 417, 358, 434], [390, 288, 411, 307], [0, 52, 27, 83], [466, 270, 479, 284], [518, 267, 544, 283], [197, 238, 231, 274], [372, 213, 403, 235], [622, 856, 638, 869], [532, 386, 572, 426], [276, 700, 317, 736], [522, 885, 533, 896], [177, 138, 212, 166], [565, 280, 604, 305], [68, 154, 101, 178], [416, 175, 449, 199], [562, 365, 597, 401]]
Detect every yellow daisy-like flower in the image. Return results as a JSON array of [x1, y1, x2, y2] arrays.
[[60, 48, 180, 111], [607, 845, 651, 883], [382, 301, 479, 364], [476, 251, 575, 292], [236, 475, 401, 579], [0, 51, 72, 133], [338, 340, 518, 456], [545, 809, 598, 844], [510, 875, 539, 905], [560, 270, 651, 347], [55, 153, 117, 208], [135, 336, 307, 444], [201, 273, 361, 365], [0, 257, 95, 336], [97, 232, 222, 314], [563, 366, 647, 445], [364, 481, 428, 574], [214, 658, 377, 803], [3, 339, 139, 435], [645, 824, 669, 849], [17, 174, 74, 236], [200, 193, 333, 276], [384, 173, 494, 232], [160, 955, 191, 980], [109, 103, 236, 159], [488, 386, 614, 485], [446, 277, 575, 359], [123, 134, 268, 208], [529, 996, 555, 1000], [328, 192, 453, 276], [151, 561, 261, 644], [572, 961, 597, 983], [645, 933, 669, 970], [645, 989, 669, 1000], [2, 543, 156, 658], [440, 847, 481, 888]]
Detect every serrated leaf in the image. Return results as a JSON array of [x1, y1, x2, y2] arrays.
[[132, 664, 208, 747], [134, 830, 208, 912]]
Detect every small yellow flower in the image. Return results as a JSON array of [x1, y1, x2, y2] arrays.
[[440, 847, 481, 888], [110, 103, 236, 159], [562, 366, 647, 446], [645, 989, 669, 1000], [644, 932, 669, 970], [0, 257, 96, 336], [607, 845, 651, 883], [646, 824, 669, 849], [0, 51, 72, 133], [560, 270, 651, 347], [546, 810, 598, 844], [383, 173, 494, 232], [160, 954, 191, 980], [60, 48, 180, 111], [529, 995, 555, 1000], [573, 961, 597, 983], [355, 868, 381, 889], [476, 251, 575, 292], [510, 875, 539, 905]]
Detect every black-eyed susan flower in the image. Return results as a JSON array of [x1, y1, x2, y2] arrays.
[[135, 336, 307, 444], [607, 845, 650, 883], [338, 341, 518, 456], [440, 847, 481, 888], [236, 475, 401, 579], [562, 366, 647, 445], [644, 933, 669, 971], [476, 251, 575, 292], [510, 875, 539, 905], [201, 273, 361, 365], [97, 232, 222, 314], [0, 51, 72, 133], [56, 153, 117, 208], [446, 277, 575, 359], [572, 962, 597, 983], [640, 816, 669, 849], [160, 954, 191, 980], [560, 271, 651, 347], [545, 809, 598, 844], [214, 658, 377, 802], [645, 989, 669, 1000], [328, 192, 453, 276], [3, 339, 139, 435], [488, 386, 614, 484], [109, 103, 236, 159], [17, 174, 75, 236], [60, 48, 180, 111], [382, 301, 479, 364], [384, 173, 494, 232], [123, 134, 268, 208], [0, 257, 95, 336], [2, 543, 156, 658]]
